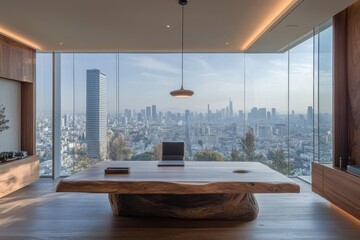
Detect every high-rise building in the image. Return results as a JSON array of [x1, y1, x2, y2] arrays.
[[229, 99, 233, 117], [185, 109, 190, 122], [146, 106, 151, 119], [64, 114, 69, 127], [258, 108, 266, 119], [307, 106, 313, 125], [207, 104, 211, 120], [124, 109, 131, 120], [271, 108, 276, 119], [249, 107, 258, 120], [86, 69, 107, 160], [267, 111, 271, 120], [152, 105, 157, 120]]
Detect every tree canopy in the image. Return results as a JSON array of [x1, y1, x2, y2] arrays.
[[194, 149, 224, 161], [0, 104, 10, 133]]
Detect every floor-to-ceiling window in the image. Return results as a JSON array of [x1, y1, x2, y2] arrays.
[[244, 53, 289, 174], [36, 21, 333, 178], [60, 53, 116, 175], [289, 37, 314, 176], [36, 53, 53, 176], [318, 23, 333, 164]]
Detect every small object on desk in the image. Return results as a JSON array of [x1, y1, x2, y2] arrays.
[[105, 167, 129, 174], [15, 151, 28, 159]]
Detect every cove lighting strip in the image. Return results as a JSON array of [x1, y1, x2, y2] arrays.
[[241, 0, 298, 51], [0, 27, 41, 50]]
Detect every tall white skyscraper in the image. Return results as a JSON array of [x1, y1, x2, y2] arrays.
[[86, 69, 107, 160], [229, 99, 233, 117]]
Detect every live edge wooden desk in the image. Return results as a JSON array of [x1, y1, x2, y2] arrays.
[[56, 161, 300, 221]]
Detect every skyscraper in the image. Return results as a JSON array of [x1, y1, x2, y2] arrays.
[[146, 106, 151, 120], [258, 108, 266, 119], [124, 109, 131, 119], [185, 109, 190, 122], [271, 108, 276, 119], [86, 69, 107, 160], [229, 99, 233, 117], [307, 106, 313, 125], [152, 105, 157, 120]]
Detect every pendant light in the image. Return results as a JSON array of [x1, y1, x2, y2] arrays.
[[170, 0, 194, 98]]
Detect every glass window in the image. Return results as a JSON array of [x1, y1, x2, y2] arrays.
[[60, 53, 116, 175], [245, 53, 289, 175], [36, 20, 333, 177], [318, 24, 333, 164], [118, 53, 245, 162], [289, 37, 314, 177], [36, 53, 53, 176]]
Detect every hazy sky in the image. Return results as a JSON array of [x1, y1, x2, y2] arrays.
[[36, 27, 332, 116]]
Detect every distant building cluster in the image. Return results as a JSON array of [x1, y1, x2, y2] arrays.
[[36, 69, 332, 176]]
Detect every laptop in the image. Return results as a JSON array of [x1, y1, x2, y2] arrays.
[[158, 142, 185, 167]]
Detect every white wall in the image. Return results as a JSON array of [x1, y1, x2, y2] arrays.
[[0, 78, 21, 152]]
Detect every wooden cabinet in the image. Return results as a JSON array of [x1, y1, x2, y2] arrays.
[[0, 35, 35, 82], [312, 162, 360, 219], [0, 156, 39, 198], [0, 33, 36, 155]]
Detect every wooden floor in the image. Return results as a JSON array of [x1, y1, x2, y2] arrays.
[[0, 178, 359, 240]]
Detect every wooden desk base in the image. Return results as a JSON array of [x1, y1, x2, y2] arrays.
[[108, 193, 259, 221]]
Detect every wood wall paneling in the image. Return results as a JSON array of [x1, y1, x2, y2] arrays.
[[0, 33, 36, 154], [10, 44, 23, 81], [23, 47, 35, 82], [0, 34, 35, 83], [0, 41, 10, 79], [311, 162, 324, 196], [347, 1, 360, 166], [314, 1, 360, 221], [333, 9, 349, 167], [21, 82, 35, 155]]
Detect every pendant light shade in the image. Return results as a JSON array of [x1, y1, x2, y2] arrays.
[[170, 0, 194, 98], [170, 87, 194, 97]]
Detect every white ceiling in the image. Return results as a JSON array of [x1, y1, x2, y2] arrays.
[[0, 0, 356, 52]]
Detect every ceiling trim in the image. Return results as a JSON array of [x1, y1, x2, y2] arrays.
[[241, 0, 299, 51], [0, 26, 42, 50]]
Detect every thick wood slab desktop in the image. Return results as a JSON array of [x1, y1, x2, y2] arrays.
[[57, 161, 299, 220]]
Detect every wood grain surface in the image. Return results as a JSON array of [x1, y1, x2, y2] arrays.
[[21, 82, 36, 155], [0, 34, 35, 83], [333, 8, 349, 167], [311, 162, 324, 196], [56, 161, 300, 194], [0, 155, 39, 198], [323, 165, 360, 219], [347, 1, 360, 166], [312, 162, 360, 220], [109, 193, 259, 221]]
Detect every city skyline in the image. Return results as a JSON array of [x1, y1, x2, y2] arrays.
[[35, 27, 333, 116]]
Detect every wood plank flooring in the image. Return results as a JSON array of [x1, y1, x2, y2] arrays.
[[0, 178, 359, 240]]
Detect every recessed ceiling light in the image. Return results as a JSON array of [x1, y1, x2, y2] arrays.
[[225, 42, 229, 45], [166, 25, 171, 28], [59, 42, 63, 45]]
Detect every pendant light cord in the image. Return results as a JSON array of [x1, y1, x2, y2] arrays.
[[181, 3, 184, 89]]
